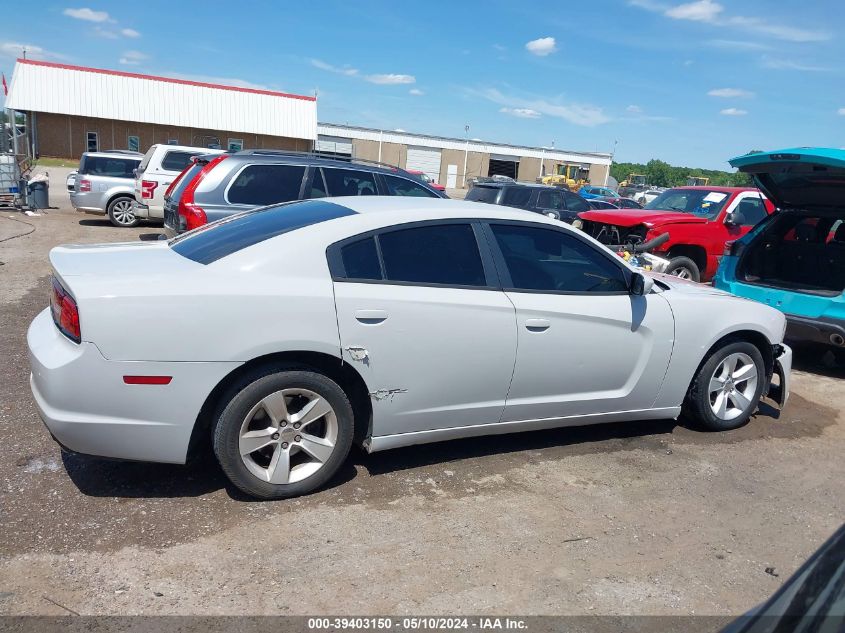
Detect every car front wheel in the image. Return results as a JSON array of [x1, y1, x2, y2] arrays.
[[213, 369, 354, 499], [685, 341, 765, 431], [665, 256, 701, 282]]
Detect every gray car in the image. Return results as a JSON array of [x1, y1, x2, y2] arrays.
[[70, 150, 142, 227], [163, 150, 447, 236]]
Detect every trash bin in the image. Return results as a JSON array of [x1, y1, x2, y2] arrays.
[[27, 175, 49, 210]]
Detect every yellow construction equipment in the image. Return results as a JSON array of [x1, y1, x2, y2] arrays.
[[541, 163, 590, 189], [686, 176, 710, 186]]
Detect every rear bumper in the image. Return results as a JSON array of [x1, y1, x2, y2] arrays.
[[132, 202, 150, 219], [133, 202, 164, 220], [785, 314, 845, 348], [27, 308, 240, 464]]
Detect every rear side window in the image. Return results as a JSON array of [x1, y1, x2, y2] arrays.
[[383, 174, 438, 198], [322, 168, 378, 196], [379, 224, 486, 286], [227, 164, 307, 205], [502, 187, 532, 208], [161, 151, 200, 172], [340, 237, 382, 280], [80, 156, 139, 178], [465, 186, 500, 203], [171, 200, 355, 264]]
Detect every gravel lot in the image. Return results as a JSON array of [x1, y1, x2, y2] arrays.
[[0, 183, 843, 617]]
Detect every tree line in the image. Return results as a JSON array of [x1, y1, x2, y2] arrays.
[[610, 159, 752, 188]]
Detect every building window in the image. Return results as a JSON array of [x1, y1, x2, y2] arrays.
[[127, 135, 140, 152], [86, 132, 99, 152], [227, 138, 244, 152], [167, 139, 179, 145]]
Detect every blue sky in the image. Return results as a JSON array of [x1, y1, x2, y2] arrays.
[[1, 0, 842, 169]]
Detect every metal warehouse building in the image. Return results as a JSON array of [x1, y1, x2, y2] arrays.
[[4, 59, 611, 187]]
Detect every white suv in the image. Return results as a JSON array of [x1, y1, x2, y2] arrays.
[[133, 144, 224, 221]]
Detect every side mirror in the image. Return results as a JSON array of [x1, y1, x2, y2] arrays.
[[630, 272, 654, 296]]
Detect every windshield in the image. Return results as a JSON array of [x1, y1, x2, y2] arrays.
[[644, 188, 731, 219]]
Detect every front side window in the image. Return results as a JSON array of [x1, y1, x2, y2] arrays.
[[379, 224, 487, 286], [227, 164, 307, 205], [322, 168, 378, 196], [383, 174, 439, 197], [491, 224, 628, 293], [161, 151, 201, 172], [563, 192, 591, 213]]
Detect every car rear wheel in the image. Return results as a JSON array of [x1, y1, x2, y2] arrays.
[[213, 369, 354, 500], [666, 256, 701, 282], [107, 196, 139, 227], [685, 341, 765, 431]]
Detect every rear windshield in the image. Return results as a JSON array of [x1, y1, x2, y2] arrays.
[[465, 186, 500, 203], [161, 151, 201, 172], [170, 199, 356, 264], [79, 156, 140, 178], [166, 162, 204, 202]]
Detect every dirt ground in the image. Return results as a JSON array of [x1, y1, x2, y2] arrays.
[[0, 187, 843, 617]]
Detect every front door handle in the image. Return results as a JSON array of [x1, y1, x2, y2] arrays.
[[525, 318, 551, 332], [355, 309, 388, 324]]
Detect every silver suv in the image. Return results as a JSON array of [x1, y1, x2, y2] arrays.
[[163, 150, 447, 236], [70, 150, 143, 227]]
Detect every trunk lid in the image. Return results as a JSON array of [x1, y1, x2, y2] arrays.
[[730, 148, 845, 210]]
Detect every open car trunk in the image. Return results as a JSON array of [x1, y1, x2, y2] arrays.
[[737, 211, 845, 296]]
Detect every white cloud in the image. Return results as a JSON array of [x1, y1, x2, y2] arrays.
[[666, 0, 723, 22], [630, 0, 829, 42], [119, 50, 148, 65], [525, 37, 557, 57], [63, 7, 111, 22], [708, 87, 754, 98], [838, 108, 845, 116], [409, 88, 424, 96], [0, 41, 64, 61], [762, 58, 831, 72], [720, 108, 747, 116], [93, 26, 118, 39], [475, 88, 609, 127], [365, 73, 415, 85], [311, 59, 358, 76], [121, 28, 140, 38], [500, 107, 542, 119], [626, 104, 643, 113], [707, 39, 770, 51]]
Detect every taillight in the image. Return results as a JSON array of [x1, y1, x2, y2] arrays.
[[50, 277, 81, 343], [140, 180, 158, 199], [177, 155, 229, 231], [79, 179, 91, 192]]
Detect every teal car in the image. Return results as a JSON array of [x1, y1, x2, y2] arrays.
[[714, 148, 845, 355], [578, 185, 618, 200]]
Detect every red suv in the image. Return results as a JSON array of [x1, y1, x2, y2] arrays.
[[575, 186, 774, 281]]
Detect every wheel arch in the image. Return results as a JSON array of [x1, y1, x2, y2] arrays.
[[106, 190, 136, 209], [687, 329, 775, 399], [667, 244, 708, 274], [186, 350, 373, 461]]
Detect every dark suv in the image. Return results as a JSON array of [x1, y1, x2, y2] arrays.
[[163, 150, 447, 236], [464, 182, 590, 223]]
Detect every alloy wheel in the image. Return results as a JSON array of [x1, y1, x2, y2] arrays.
[[111, 199, 137, 226], [670, 266, 692, 279], [708, 352, 759, 420], [238, 388, 338, 485]]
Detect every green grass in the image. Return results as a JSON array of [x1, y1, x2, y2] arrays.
[[33, 157, 78, 168]]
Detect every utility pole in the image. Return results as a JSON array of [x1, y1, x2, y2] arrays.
[[462, 124, 470, 188], [606, 139, 618, 186]]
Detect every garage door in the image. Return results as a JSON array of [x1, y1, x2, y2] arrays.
[[488, 153, 519, 179], [406, 146, 442, 182], [316, 135, 353, 158]]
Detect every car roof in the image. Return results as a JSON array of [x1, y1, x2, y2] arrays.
[[315, 196, 547, 220], [225, 149, 413, 175], [473, 182, 561, 190], [730, 147, 845, 170], [666, 186, 755, 193], [83, 150, 143, 159]]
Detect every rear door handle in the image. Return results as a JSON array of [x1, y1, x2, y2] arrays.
[[525, 318, 551, 332], [355, 309, 388, 324]]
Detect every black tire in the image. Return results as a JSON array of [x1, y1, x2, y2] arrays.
[[213, 368, 354, 500], [665, 256, 701, 282], [684, 341, 765, 431], [107, 196, 139, 227]]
